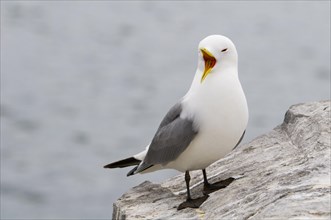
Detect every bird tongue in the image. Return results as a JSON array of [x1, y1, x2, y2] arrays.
[[205, 58, 216, 70]]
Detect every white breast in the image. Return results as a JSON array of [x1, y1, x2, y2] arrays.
[[166, 68, 248, 172]]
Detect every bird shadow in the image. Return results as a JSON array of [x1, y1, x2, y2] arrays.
[[177, 177, 235, 210]]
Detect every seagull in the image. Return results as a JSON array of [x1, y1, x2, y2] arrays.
[[104, 35, 248, 210]]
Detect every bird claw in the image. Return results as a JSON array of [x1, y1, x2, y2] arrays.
[[203, 177, 235, 195], [177, 195, 209, 210]]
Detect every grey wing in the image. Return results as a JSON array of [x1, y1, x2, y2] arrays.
[[135, 102, 198, 173]]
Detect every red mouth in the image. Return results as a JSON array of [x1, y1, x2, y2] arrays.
[[200, 48, 216, 82], [203, 55, 216, 70]]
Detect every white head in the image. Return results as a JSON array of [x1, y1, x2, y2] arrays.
[[197, 35, 238, 83]]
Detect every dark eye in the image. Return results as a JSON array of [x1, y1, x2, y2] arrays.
[[221, 48, 228, 52]]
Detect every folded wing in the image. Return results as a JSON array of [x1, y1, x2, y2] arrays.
[[134, 102, 198, 174]]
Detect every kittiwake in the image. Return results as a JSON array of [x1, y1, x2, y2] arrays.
[[104, 35, 249, 210]]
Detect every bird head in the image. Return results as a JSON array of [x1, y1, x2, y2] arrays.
[[198, 35, 238, 83]]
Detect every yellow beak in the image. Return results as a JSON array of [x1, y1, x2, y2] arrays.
[[200, 48, 216, 83]]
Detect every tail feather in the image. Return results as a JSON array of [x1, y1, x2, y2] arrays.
[[104, 157, 140, 169]]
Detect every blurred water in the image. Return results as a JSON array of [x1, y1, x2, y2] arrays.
[[1, 1, 330, 219]]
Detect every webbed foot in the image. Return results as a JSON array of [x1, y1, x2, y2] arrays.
[[203, 177, 235, 195], [177, 195, 209, 210]]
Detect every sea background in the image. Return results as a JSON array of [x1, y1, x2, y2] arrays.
[[1, 1, 330, 219]]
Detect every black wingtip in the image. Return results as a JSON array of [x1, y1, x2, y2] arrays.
[[103, 157, 140, 169], [103, 164, 113, 169], [127, 166, 138, 176], [134, 163, 153, 174], [126, 163, 154, 176]]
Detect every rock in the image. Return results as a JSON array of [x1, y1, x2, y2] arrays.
[[113, 101, 331, 220]]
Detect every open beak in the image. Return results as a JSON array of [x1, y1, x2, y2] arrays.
[[200, 48, 216, 83]]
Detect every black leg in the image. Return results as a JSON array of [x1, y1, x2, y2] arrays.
[[202, 169, 235, 195], [177, 171, 209, 210], [202, 169, 209, 186], [185, 171, 192, 200]]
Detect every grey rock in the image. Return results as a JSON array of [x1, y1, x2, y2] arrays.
[[113, 101, 331, 220]]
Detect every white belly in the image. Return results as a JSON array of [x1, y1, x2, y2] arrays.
[[167, 124, 244, 172], [166, 73, 248, 172]]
